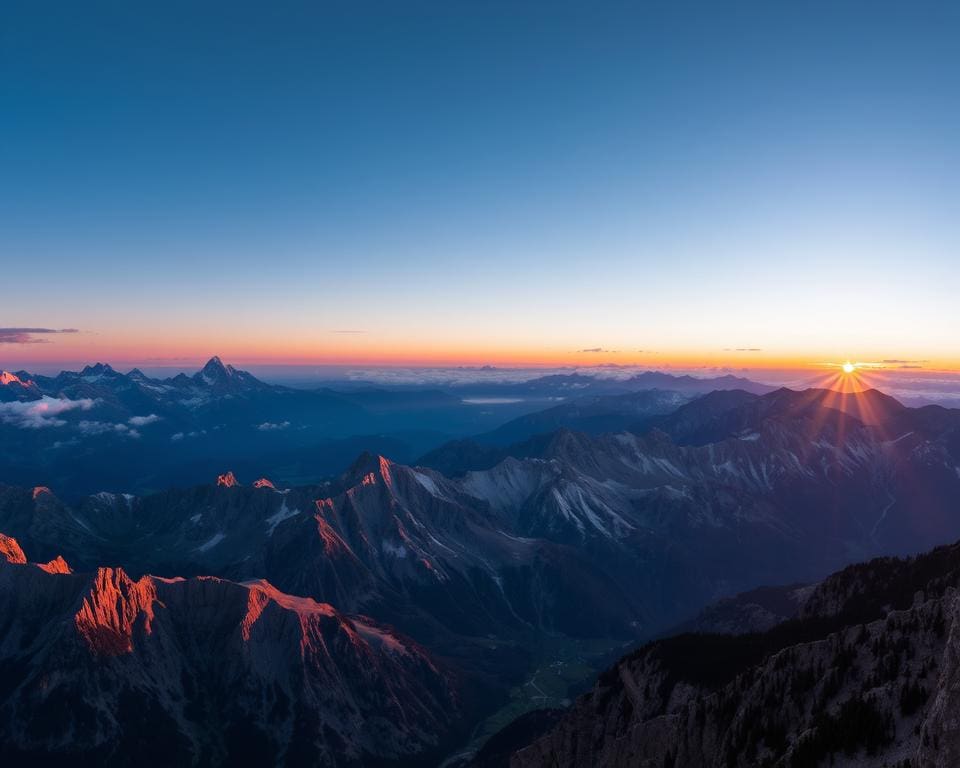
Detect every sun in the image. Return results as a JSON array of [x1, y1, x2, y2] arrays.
[[842, 361, 856, 374]]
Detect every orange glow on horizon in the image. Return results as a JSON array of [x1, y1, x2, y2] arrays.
[[4, 330, 960, 374]]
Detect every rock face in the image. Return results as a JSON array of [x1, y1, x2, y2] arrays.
[[216, 470, 240, 487], [0, 533, 26, 564], [670, 583, 814, 636], [0, 538, 459, 767], [506, 539, 960, 768]]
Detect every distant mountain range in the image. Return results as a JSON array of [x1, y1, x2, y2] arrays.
[[2, 377, 960, 765], [0, 358, 779, 497]]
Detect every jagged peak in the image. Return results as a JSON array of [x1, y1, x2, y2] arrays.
[[74, 567, 158, 655], [343, 452, 395, 489], [194, 356, 267, 390], [217, 471, 240, 488], [0, 370, 32, 386], [80, 362, 117, 377], [0, 533, 27, 564], [37, 555, 72, 574], [32, 485, 53, 500], [200, 355, 232, 377], [253, 477, 277, 490]]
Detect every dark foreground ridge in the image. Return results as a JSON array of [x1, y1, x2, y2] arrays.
[[492, 538, 960, 768]]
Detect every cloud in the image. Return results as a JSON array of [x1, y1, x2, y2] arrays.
[[78, 420, 141, 438], [881, 359, 928, 365], [331, 330, 366, 334], [724, 348, 763, 352], [0, 396, 96, 428], [577, 348, 618, 353], [0, 327, 79, 344], [128, 414, 161, 426], [171, 429, 206, 442], [256, 421, 290, 431]]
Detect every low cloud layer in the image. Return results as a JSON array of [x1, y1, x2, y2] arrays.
[[0, 327, 79, 344], [0, 396, 96, 428]]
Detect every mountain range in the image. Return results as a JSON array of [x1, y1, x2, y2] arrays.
[[0, 534, 459, 767], [0, 358, 775, 498], [2, 361, 960, 764]]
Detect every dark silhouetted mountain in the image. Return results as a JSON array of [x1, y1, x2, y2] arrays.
[[668, 582, 813, 636], [502, 536, 960, 768], [470, 389, 694, 446]]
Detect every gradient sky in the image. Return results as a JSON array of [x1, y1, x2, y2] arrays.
[[2, 1, 958, 371]]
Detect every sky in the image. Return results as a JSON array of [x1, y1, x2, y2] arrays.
[[2, 1, 958, 373]]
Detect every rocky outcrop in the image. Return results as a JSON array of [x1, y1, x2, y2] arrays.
[[0, 533, 26, 564], [216, 470, 240, 487], [37, 555, 71, 574], [507, 540, 960, 767], [0, 537, 460, 767]]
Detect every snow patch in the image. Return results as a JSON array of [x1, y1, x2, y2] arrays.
[[413, 471, 444, 498], [264, 501, 300, 536], [196, 532, 226, 552]]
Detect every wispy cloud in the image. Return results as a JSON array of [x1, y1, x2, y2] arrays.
[[0, 327, 79, 344], [724, 348, 763, 352], [0, 396, 95, 428], [256, 420, 290, 431], [171, 429, 206, 441], [78, 420, 141, 438], [331, 330, 366, 334], [128, 414, 161, 426], [577, 348, 618, 353]]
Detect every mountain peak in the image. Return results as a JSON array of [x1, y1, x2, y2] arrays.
[[38, 555, 72, 574], [80, 362, 117, 378], [217, 471, 240, 488], [0, 371, 28, 386], [200, 355, 232, 379], [74, 567, 158, 655], [0, 533, 27, 565]]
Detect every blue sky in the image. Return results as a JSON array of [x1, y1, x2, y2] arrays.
[[2, 1, 958, 367]]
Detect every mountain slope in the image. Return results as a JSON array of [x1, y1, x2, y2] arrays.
[[0, 536, 460, 767], [470, 390, 695, 446], [506, 538, 960, 768], [4, 388, 960, 643]]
